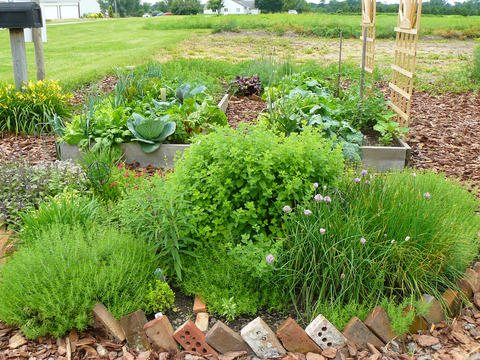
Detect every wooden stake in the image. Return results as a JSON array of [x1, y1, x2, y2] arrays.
[[337, 31, 343, 98], [66, 337, 71, 360], [9, 28, 28, 91], [359, 26, 368, 99], [33, 0, 45, 81], [161, 88, 166, 102]]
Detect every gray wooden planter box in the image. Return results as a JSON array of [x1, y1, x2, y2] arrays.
[[360, 135, 411, 172], [59, 94, 231, 169]]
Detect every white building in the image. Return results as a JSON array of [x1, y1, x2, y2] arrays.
[[4, 0, 100, 19], [204, 0, 260, 15]]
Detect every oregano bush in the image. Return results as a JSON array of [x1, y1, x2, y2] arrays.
[[168, 123, 344, 243]]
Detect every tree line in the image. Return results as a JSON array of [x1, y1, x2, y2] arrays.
[[98, 0, 480, 17]]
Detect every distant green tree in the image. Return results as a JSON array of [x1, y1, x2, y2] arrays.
[[170, 0, 202, 14], [154, 1, 168, 11], [98, 0, 141, 16], [143, 2, 152, 12], [206, 0, 224, 13], [255, 0, 284, 13], [108, 4, 114, 16]]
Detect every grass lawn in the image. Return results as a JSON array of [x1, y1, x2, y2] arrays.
[[0, 18, 204, 90]]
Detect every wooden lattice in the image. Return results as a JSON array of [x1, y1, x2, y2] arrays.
[[389, 0, 423, 126], [360, 0, 376, 74]]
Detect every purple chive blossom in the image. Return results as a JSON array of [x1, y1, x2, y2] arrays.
[[320, 228, 326, 234], [313, 183, 319, 188], [323, 186, 327, 191], [360, 238, 366, 244], [304, 209, 312, 216], [283, 205, 292, 213], [413, 172, 417, 178], [360, 170, 368, 176], [324, 196, 331, 203], [405, 236, 410, 241], [391, 239, 396, 244], [365, 181, 371, 185], [340, 273, 346, 280], [354, 177, 361, 183], [424, 192, 431, 199], [266, 254, 275, 263], [315, 194, 323, 202]]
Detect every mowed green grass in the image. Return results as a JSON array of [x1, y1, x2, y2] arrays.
[[0, 18, 203, 89]]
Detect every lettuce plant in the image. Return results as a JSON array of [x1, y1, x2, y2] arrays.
[[127, 113, 176, 153]]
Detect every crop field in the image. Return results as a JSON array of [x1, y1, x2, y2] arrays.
[[0, 14, 479, 92]]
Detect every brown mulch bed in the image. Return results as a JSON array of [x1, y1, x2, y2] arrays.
[[225, 96, 268, 129]]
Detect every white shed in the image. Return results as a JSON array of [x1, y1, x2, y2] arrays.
[[7, 0, 100, 19], [204, 0, 260, 15]]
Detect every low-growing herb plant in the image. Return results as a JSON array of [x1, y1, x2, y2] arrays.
[[143, 280, 175, 314], [0, 223, 158, 339]]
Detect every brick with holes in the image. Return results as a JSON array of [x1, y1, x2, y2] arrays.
[[305, 314, 347, 350], [173, 319, 218, 357], [241, 317, 286, 359]]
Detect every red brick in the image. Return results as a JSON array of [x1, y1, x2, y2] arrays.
[[420, 294, 446, 325], [464, 269, 480, 294], [277, 317, 322, 354], [363, 306, 397, 343], [205, 321, 253, 355], [403, 306, 429, 334], [174, 319, 218, 357], [120, 310, 149, 338], [473, 262, 480, 274], [193, 295, 207, 315], [342, 317, 384, 350], [442, 289, 461, 316], [92, 303, 126, 342], [125, 332, 152, 351], [456, 277, 473, 300], [143, 315, 178, 353]]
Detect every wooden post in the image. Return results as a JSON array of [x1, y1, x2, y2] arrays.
[[337, 31, 343, 98], [161, 88, 166, 102], [9, 28, 28, 91], [359, 26, 368, 99], [33, 0, 45, 81]]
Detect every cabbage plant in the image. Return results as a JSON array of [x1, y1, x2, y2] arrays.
[[127, 113, 176, 153]]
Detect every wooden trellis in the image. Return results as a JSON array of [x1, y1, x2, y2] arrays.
[[389, 0, 423, 126], [360, 0, 376, 74]]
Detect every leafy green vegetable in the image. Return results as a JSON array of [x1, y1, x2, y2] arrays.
[[127, 113, 176, 153]]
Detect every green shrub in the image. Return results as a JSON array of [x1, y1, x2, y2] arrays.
[[276, 169, 480, 321], [0, 157, 86, 228], [19, 193, 100, 242], [0, 223, 158, 339], [168, 123, 345, 243], [0, 80, 73, 134], [144, 280, 175, 314], [117, 179, 198, 280], [181, 240, 285, 320]]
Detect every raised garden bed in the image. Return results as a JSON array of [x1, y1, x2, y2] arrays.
[[361, 134, 411, 172]]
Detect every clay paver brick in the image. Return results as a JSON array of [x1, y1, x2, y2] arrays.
[[305, 314, 347, 350], [277, 317, 322, 354], [92, 303, 126, 342], [205, 321, 253, 355], [342, 317, 384, 350], [125, 333, 152, 351], [240, 317, 286, 359], [403, 306, 429, 334], [120, 310, 149, 338], [473, 262, 480, 274], [442, 289, 461, 316], [363, 306, 397, 344], [465, 269, 480, 294], [173, 319, 218, 357], [420, 294, 446, 325], [195, 312, 209, 333], [143, 315, 178, 352], [193, 295, 207, 314], [457, 274, 474, 300]]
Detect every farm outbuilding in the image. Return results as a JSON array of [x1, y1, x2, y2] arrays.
[[204, 0, 260, 15], [1, 0, 100, 20]]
